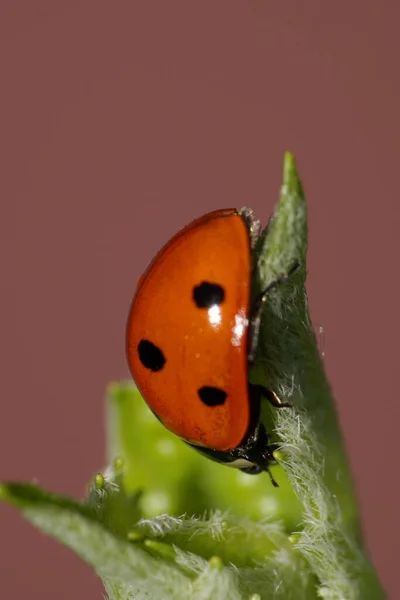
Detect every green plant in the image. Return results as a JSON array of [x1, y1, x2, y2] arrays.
[[0, 153, 386, 599]]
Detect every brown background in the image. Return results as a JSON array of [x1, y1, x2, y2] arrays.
[[1, 1, 399, 598]]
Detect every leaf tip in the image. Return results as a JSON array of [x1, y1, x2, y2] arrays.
[[282, 151, 303, 198]]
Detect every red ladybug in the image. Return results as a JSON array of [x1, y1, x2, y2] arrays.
[[126, 208, 297, 485]]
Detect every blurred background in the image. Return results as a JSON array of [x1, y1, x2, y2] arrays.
[[1, 1, 399, 598]]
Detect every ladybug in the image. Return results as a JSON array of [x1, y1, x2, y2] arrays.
[[126, 208, 297, 485]]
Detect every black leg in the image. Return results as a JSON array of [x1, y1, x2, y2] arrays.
[[248, 261, 300, 366], [260, 386, 292, 409], [254, 261, 300, 312], [266, 468, 279, 487], [241, 464, 279, 487]]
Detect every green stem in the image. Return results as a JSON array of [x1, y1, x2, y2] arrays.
[[251, 153, 386, 600]]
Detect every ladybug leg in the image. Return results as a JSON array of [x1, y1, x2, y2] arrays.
[[248, 260, 300, 366], [238, 423, 280, 486], [185, 420, 281, 486], [260, 386, 292, 409], [249, 383, 292, 409], [241, 464, 279, 487], [265, 467, 279, 487]]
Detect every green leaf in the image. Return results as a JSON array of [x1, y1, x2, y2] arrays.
[[250, 153, 386, 600], [0, 152, 386, 600], [0, 481, 316, 600], [0, 483, 190, 599]]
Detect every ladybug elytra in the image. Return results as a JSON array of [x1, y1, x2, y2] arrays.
[[126, 208, 297, 486]]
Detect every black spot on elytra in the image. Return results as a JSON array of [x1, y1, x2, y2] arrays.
[[193, 282, 225, 308], [138, 339, 166, 372], [198, 386, 227, 406]]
